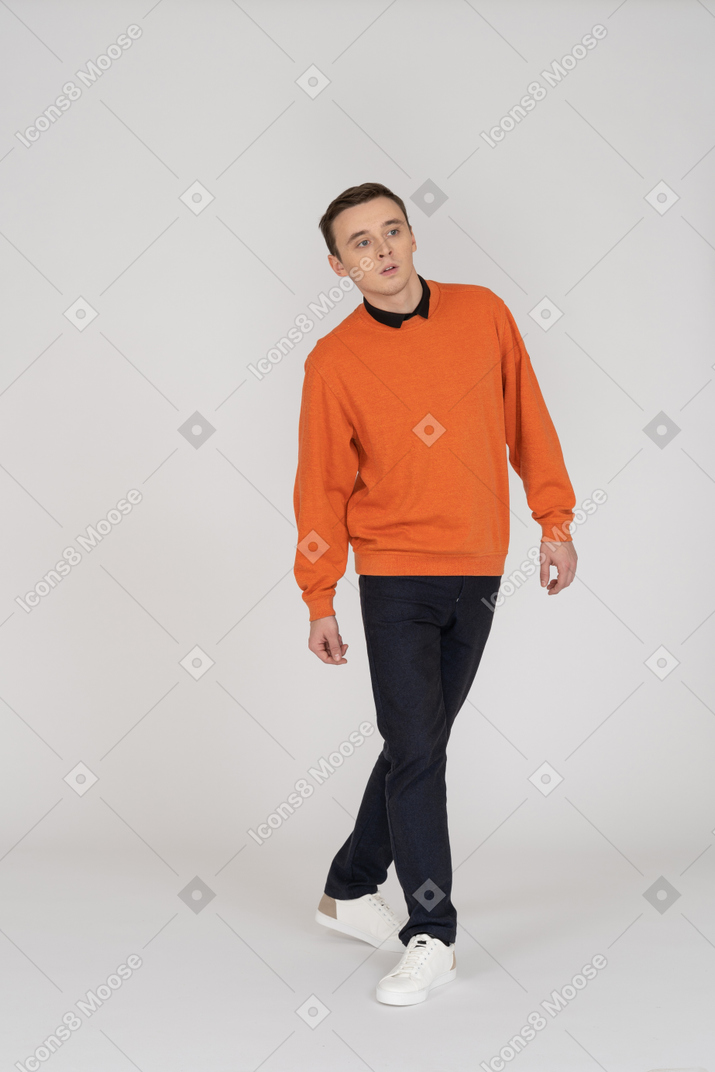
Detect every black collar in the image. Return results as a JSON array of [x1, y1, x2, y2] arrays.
[[363, 274, 430, 328]]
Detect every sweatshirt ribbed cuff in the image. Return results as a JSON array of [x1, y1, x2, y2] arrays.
[[307, 597, 336, 622], [540, 521, 573, 543]]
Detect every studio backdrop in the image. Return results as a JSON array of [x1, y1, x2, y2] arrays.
[[1, 1, 713, 1070]]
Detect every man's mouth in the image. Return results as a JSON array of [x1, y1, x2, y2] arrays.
[[381, 265, 398, 275]]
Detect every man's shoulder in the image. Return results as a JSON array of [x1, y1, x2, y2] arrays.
[[302, 332, 343, 377], [432, 279, 504, 313], [304, 306, 363, 371]]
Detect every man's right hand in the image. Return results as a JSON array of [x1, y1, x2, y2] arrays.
[[308, 615, 348, 664]]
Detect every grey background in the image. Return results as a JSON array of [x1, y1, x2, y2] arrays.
[[1, 0, 714, 1069]]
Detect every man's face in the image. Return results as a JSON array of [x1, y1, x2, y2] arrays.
[[327, 195, 417, 300]]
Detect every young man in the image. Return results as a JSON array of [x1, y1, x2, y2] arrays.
[[292, 182, 577, 1006]]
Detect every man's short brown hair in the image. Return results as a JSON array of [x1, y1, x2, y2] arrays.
[[319, 182, 411, 260]]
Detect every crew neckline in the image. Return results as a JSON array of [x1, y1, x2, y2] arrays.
[[355, 277, 442, 332]]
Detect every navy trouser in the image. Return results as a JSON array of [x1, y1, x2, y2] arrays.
[[324, 574, 502, 947]]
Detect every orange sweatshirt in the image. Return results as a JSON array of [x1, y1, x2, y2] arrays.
[[293, 279, 575, 621]]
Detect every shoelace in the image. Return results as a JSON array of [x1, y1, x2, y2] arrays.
[[390, 936, 438, 977], [369, 893, 402, 926]]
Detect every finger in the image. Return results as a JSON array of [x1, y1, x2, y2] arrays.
[[548, 570, 565, 592], [314, 645, 346, 664], [312, 637, 334, 662], [547, 567, 574, 594], [540, 557, 551, 587]]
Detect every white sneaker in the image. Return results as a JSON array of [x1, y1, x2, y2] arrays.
[[316, 892, 406, 953], [376, 933, 456, 1005]]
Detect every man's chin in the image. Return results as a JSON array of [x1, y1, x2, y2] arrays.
[[373, 270, 404, 288]]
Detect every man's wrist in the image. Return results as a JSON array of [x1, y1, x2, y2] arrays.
[[540, 521, 574, 543]]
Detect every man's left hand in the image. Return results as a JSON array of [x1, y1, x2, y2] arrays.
[[540, 539, 577, 594]]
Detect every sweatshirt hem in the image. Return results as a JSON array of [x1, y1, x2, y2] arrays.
[[354, 550, 507, 576]]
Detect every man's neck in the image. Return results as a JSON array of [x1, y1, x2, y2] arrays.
[[362, 268, 423, 314]]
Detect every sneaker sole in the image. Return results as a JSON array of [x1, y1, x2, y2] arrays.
[[376, 966, 456, 1006], [315, 908, 406, 953]]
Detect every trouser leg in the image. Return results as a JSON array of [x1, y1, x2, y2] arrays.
[[324, 574, 501, 945]]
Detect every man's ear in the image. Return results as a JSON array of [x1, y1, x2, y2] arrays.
[[327, 253, 346, 276]]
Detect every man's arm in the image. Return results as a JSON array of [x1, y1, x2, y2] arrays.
[[497, 295, 578, 593], [292, 351, 359, 625]]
